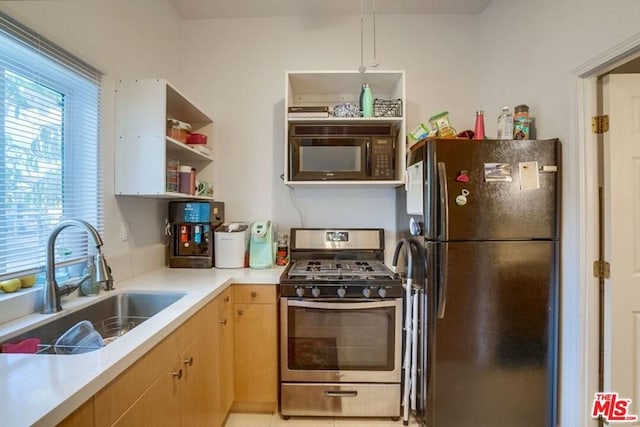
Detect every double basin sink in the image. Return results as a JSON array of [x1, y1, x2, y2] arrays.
[[0, 291, 185, 354]]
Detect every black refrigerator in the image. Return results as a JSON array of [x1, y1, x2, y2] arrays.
[[396, 138, 560, 427]]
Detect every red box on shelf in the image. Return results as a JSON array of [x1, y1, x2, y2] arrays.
[[186, 133, 207, 145]]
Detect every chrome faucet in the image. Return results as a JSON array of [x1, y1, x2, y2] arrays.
[[42, 219, 114, 314]]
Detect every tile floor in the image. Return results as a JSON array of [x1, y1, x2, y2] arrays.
[[224, 412, 420, 427]]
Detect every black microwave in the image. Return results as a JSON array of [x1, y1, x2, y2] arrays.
[[289, 124, 397, 181]]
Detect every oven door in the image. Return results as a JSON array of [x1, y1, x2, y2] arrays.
[[289, 137, 371, 181], [280, 298, 402, 383]]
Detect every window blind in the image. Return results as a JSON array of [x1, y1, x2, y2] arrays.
[[0, 12, 103, 282]]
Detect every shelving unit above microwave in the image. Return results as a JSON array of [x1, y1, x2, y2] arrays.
[[284, 70, 406, 187]]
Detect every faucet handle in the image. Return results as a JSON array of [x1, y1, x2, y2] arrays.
[[94, 251, 114, 291]]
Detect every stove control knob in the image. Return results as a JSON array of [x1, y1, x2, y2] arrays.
[[312, 287, 321, 298], [377, 287, 387, 298], [296, 287, 305, 298], [337, 287, 347, 298], [362, 287, 371, 298]]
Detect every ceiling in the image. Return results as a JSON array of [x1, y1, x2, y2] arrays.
[[168, 0, 493, 20]]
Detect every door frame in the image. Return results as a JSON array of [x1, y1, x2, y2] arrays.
[[568, 32, 640, 427]]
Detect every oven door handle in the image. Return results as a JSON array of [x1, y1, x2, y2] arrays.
[[286, 299, 399, 310]]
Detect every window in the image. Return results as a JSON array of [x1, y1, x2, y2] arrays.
[[0, 13, 102, 283]]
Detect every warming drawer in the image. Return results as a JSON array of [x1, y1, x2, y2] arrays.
[[281, 383, 401, 418]]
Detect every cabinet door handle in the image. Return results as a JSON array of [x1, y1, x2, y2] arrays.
[[224, 296, 230, 302], [251, 291, 257, 298], [218, 318, 227, 325], [237, 309, 244, 316], [184, 357, 194, 367], [172, 369, 183, 379]]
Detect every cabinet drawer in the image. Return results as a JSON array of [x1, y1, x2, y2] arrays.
[[281, 383, 400, 418], [234, 284, 276, 304]]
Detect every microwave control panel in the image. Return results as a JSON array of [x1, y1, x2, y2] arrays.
[[372, 138, 395, 179]]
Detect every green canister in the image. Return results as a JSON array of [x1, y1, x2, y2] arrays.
[[360, 83, 374, 117]]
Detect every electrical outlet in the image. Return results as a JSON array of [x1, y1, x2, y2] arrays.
[[120, 222, 130, 241]]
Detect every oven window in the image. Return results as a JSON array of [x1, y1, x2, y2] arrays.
[[299, 145, 361, 172], [287, 304, 395, 371]]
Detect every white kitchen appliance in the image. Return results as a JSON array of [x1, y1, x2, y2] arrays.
[[214, 222, 249, 268], [249, 220, 274, 269]]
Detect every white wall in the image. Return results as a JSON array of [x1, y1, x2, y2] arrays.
[[476, 1, 640, 426], [180, 15, 480, 257], [3, 1, 640, 423], [0, 0, 185, 279]]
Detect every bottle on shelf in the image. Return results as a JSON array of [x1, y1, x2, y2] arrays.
[[497, 106, 514, 140], [276, 234, 289, 266], [513, 104, 531, 140], [360, 83, 374, 118], [178, 165, 192, 194], [473, 110, 485, 140]]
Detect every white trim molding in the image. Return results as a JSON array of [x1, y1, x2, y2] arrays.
[[567, 30, 640, 427]]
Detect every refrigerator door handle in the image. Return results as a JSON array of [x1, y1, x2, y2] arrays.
[[437, 162, 449, 240], [437, 242, 448, 318]]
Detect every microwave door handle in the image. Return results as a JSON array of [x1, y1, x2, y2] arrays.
[[365, 140, 372, 177]]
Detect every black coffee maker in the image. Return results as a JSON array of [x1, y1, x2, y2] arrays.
[[168, 201, 224, 268]]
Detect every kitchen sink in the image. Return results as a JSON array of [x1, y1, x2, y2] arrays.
[[0, 291, 186, 354]]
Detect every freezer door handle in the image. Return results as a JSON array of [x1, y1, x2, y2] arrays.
[[437, 242, 448, 318], [437, 162, 449, 240]]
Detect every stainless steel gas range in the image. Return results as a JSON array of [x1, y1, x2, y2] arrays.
[[279, 228, 403, 420]]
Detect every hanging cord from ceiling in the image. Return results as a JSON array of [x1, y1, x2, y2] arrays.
[[358, 0, 380, 73], [359, 0, 366, 73], [288, 186, 305, 228], [371, 0, 379, 67]]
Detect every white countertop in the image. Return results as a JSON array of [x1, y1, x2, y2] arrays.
[[0, 266, 283, 427]]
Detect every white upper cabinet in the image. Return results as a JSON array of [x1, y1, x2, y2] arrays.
[[115, 78, 214, 198], [284, 70, 406, 187]]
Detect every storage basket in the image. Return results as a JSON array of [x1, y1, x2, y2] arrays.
[[374, 98, 403, 117]]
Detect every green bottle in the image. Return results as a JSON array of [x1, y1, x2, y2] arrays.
[[360, 83, 374, 117]]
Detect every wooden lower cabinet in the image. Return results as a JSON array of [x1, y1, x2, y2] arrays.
[[216, 287, 235, 424], [57, 398, 95, 427], [180, 327, 218, 427], [232, 284, 278, 413], [94, 332, 180, 427], [111, 361, 181, 427], [59, 284, 277, 426], [94, 293, 222, 427]]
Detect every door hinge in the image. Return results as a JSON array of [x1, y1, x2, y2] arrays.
[[593, 260, 611, 279], [592, 115, 609, 134]]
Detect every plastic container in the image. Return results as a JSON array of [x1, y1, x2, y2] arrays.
[[360, 83, 374, 118], [54, 320, 104, 354], [513, 105, 530, 140], [497, 106, 513, 140], [276, 234, 289, 266], [178, 165, 193, 194], [167, 119, 192, 143], [166, 159, 179, 192], [186, 133, 208, 145]]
